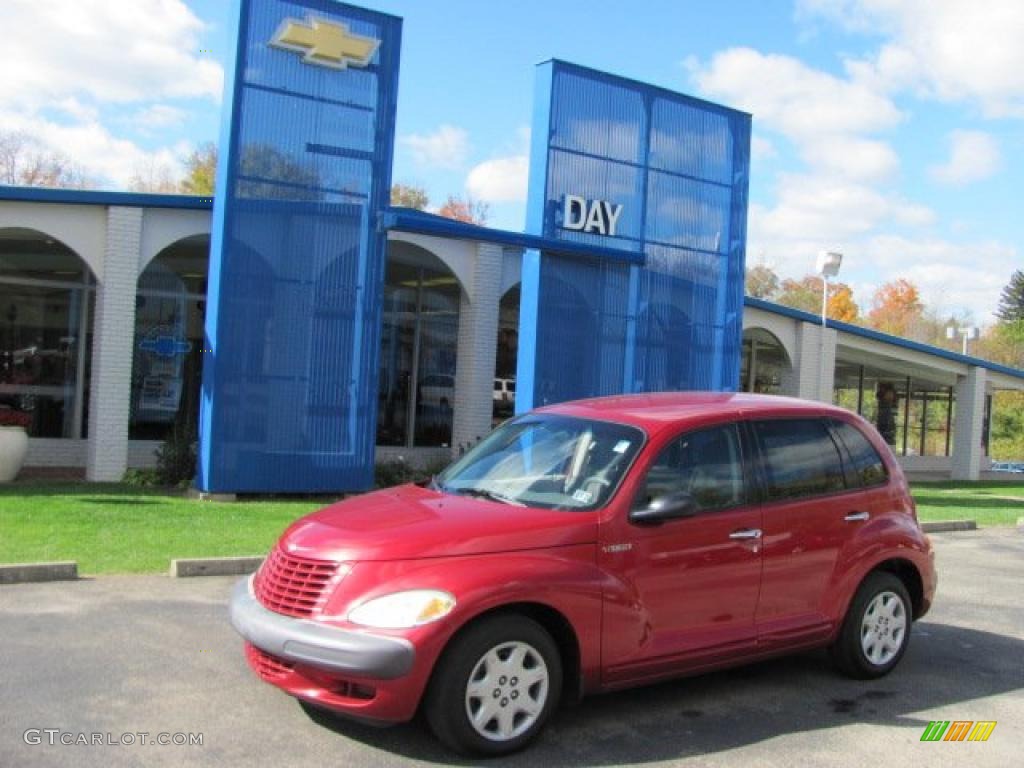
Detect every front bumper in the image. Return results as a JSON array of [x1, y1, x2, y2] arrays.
[[228, 577, 414, 679]]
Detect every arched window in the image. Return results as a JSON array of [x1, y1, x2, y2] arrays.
[[740, 328, 792, 394], [0, 228, 94, 438], [130, 235, 208, 441], [377, 243, 461, 448]]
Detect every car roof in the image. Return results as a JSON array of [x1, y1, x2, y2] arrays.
[[536, 392, 851, 435]]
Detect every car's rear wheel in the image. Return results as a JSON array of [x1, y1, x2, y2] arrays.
[[425, 614, 562, 756], [831, 571, 912, 679]]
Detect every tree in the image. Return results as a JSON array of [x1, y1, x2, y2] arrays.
[[0, 130, 90, 189], [390, 183, 429, 210], [776, 276, 821, 314], [745, 265, 779, 299], [129, 159, 178, 193], [237, 144, 320, 200], [977, 320, 1024, 368], [827, 283, 859, 323], [777, 275, 859, 320], [996, 270, 1024, 323], [180, 142, 217, 196], [437, 194, 488, 225], [868, 279, 923, 337]]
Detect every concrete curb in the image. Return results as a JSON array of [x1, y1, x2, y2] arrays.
[[921, 520, 978, 533], [170, 556, 264, 578], [0, 561, 78, 584]]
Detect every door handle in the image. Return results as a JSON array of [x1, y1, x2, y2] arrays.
[[844, 511, 870, 522], [729, 528, 762, 540]]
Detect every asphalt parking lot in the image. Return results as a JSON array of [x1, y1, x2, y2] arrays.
[[1, 529, 1021, 768]]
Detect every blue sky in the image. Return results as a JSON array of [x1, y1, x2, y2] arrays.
[[1, 0, 1021, 323]]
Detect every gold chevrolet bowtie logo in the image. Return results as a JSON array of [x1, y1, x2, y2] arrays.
[[270, 17, 379, 70]]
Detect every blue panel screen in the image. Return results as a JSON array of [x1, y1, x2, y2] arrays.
[[519, 61, 750, 409], [199, 0, 401, 492]]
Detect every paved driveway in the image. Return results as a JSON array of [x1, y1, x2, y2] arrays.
[[1, 529, 1021, 768]]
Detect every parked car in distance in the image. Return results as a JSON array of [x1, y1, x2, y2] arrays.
[[991, 461, 1024, 473], [493, 377, 515, 414], [230, 392, 936, 756]]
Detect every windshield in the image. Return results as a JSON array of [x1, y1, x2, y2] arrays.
[[436, 414, 645, 511]]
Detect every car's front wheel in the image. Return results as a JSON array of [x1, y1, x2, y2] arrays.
[[831, 571, 912, 679], [425, 614, 562, 756]]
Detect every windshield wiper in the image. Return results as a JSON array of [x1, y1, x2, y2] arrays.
[[448, 487, 525, 506]]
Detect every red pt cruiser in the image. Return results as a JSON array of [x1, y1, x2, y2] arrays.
[[230, 393, 936, 755]]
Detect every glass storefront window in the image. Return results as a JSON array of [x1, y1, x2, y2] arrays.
[[129, 237, 207, 441], [740, 329, 790, 394], [377, 252, 460, 448], [832, 362, 955, 457], [0, 229, 93, 438]]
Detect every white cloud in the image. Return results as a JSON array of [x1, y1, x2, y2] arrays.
[[130, 104, 188, 131], [692, 47, 903, 186], [929, 130, 1001, 185], [750, 135, 777, 160], [694, 47, 903, 139], [802, 136, 899, 183], [861, 235, 1018, 322], [0, 0, 219, 190], [0, 112, 189, 189], [690, 41, 1013, 321], [400, 124, 470, 170], [751, 173, 933, 245], [800, 0, 1024, 117], [0, 0, 222, 110], [466, 155, 529, 203]]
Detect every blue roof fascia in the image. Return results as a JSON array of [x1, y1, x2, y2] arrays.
[[379, 207, 646, 265], [744, 296, 1024, 381], [0, 185, 213, 210]]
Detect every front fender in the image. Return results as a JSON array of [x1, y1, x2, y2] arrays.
[[322, 544, 608, 693]]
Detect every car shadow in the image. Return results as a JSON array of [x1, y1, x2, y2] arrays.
[[298, 621, 1022, 765]]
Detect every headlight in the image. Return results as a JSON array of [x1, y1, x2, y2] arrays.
[[347, 590, 456, 629]]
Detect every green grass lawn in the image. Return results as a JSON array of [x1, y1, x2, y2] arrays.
[[1, 481, 1021, 575], [0, 483, 325, 575], [910, 481, 1024, 527]]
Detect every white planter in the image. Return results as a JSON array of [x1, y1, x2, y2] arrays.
[[0, 426, 29, 482]]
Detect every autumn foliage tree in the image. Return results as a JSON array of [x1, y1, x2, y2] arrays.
[[745, 265, 779, 299], [776, 275, 859, 321], [180, 142, 217, 195], [827, 283, 859, 322], [776, 276, 820, 314], [436, 194, 489, 225], [0, 130, 90, 189], [868, 279, 924, 336], [390, 183, 429, 210]]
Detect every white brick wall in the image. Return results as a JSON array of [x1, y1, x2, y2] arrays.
[[951, 366, 986, 480], [451, 243, 503, 456], [86, 207, 141, 481]]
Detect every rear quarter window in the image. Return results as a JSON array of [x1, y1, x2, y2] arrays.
[[833, 420, 889, 488]]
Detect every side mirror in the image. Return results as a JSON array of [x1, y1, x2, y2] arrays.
[[629, 491, 698, 526]]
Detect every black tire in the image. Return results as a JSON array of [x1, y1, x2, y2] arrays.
[[424, 614, 562, 756], [830, 571, 912, 679]]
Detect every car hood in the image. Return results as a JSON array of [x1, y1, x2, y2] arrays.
[[277, 483, 597, 562]]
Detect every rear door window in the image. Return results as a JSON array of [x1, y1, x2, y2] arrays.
[[753, 419, 847, 502]]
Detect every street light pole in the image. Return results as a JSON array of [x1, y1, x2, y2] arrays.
[[815, 251, 843, 403], [946, 325, 979, 356]]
